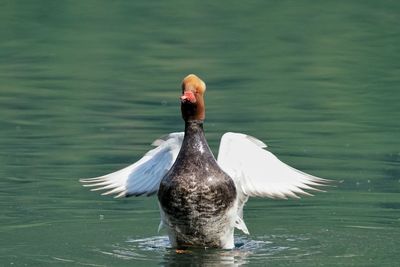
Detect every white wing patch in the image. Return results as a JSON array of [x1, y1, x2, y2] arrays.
[[80, 132, 184, 198], [217, 132, 330, 200]]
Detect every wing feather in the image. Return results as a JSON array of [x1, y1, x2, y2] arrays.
[[217, 132, 330, 200], [80, 132, 184, 197]]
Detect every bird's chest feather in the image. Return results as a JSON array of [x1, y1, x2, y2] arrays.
[[158, 155, 236, 219]]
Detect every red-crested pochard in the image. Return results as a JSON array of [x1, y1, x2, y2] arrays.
[[80, 74, 330, 249]]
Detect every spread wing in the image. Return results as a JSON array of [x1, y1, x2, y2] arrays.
[[217, 132, 330, 200], [80, 132, 184, 198]]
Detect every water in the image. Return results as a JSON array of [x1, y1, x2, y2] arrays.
[[1, 1, 399, 266]]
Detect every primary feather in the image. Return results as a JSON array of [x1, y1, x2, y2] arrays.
[[80, 132, 184, 198], [217, 132, 330, 200]]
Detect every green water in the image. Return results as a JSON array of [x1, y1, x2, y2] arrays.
[[1, 1, 399, 266]]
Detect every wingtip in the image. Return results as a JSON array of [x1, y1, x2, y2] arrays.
[[79, 177, 106, 183], [79, 178, 91, 183], [114, 192, 126, 198]]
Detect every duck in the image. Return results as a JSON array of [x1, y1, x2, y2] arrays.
[[80, 74, 330, 249]]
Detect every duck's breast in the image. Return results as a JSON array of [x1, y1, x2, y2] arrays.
[[158, 154, 237, 246]]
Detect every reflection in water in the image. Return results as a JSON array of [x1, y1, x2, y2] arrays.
[[98, 234, 320, 266]]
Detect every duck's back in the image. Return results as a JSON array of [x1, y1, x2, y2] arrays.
[[157, 121, 237, 248]]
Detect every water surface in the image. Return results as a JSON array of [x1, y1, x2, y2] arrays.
[[1, 1, 399, 266]]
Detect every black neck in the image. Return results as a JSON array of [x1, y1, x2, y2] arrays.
[[177, 120, 216, 162], [184, 120, 204, 134], [183, 120, 206, 149]]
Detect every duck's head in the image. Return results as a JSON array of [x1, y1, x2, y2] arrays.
[[180, 74, 206, 122]]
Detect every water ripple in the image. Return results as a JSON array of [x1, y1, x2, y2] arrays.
[[97, 234, 320, 266]]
